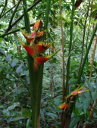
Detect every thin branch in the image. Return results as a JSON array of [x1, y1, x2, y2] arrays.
[[0, 0, 8, 17], [5, 0, 22, 33], [0, 23, 34, 38], [78, 0, 90, 74], [66, 0, 75, 94], [0, 4, 17, 18], [4, 0, 42, 34]]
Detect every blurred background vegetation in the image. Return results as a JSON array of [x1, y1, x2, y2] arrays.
[[0, 0, 97, 128]]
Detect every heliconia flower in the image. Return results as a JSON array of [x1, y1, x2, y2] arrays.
[[21, 30, 37, 43], [34, 50, 59, 65], [37, 31, 44, 37], [66, 87, 89, 100], [33, 56, 50, 71], [19, 40, 35, 56], [23, 45, 35, 56], [59, 103, 69, 110], [33, 20, 42, 31], [71, 90, 89, 96], [33, 49, 59, 70], [35, 56, 50, 65], [21, 30, 44, 43], [36, 43, 51, 53]]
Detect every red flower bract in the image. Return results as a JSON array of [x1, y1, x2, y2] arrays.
[[23, 45, 35, 56], [33, 56, 51, 71], [37, 43, 50, 53], [35, 56, 50, 65]]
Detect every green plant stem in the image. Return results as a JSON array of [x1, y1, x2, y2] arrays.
[[66, 0, 75, 94], [23, 0, 43, 127], [44, 0, 51, 29], [77, 23, 97, 84], [59, 0, 65, 101]]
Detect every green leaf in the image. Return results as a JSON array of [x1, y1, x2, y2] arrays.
[[89, 4, 97, 9], [16, 64, 23, 73], [47, 112, 57, 119], [26, 119, 31, 128], [22, 108, 31, 118], [9, 116, 25, 122], [11, 58, 18, 67], [0, 38, 4, 42], [7, 102, 20, 111]]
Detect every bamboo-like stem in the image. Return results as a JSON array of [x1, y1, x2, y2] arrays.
[[59, 0, 66, 127], [59, 0, 65, 101], [77, 23, 97, 84], [78, 0, 90, 72], [89, 36, 97, 79], [66, 0, 75, 94], [86, 0, 93, 51], [5, 0, 22, 33], [44, 0, 51, 29]]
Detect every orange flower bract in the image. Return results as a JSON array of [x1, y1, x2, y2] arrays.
[[59, 103, 69, 110], [33, 20, 42, 31], [37, 31, 44, 37]]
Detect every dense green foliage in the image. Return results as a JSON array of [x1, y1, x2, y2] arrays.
[[0, 0, 97, 128]]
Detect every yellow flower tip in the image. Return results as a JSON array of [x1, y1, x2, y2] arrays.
[[20, 29, 28, 37], [71, 89, 90, 96], [37, 31, 44, 37], [50, 49, 60, 58], [36, 42, 51, 53], [19, 39, 25, 46], [59, 103, 69, 110]]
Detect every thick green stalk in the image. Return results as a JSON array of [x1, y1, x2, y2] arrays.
[[77, 23, 97, 83], [23, 0, 43, 128], [66, 0, 75, 94], [44, 0, 51, 29]]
